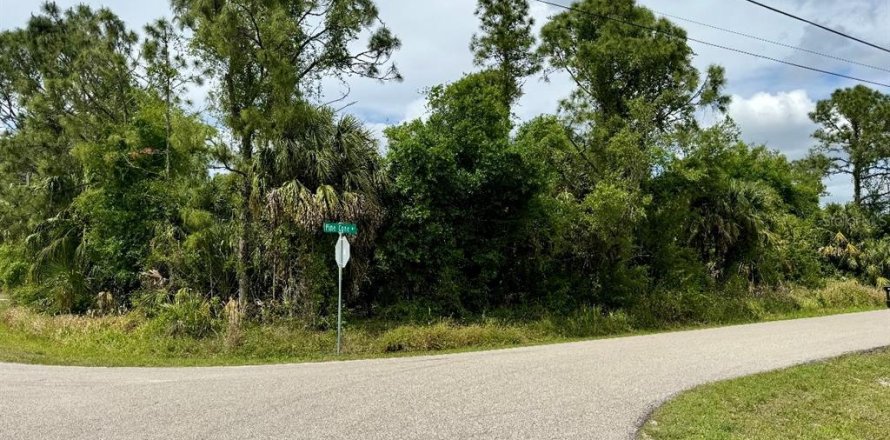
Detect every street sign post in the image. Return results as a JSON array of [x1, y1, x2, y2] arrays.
[[324, 222, 358, 235], [334, 235, 351, 354], [326, 221, 356, 354]]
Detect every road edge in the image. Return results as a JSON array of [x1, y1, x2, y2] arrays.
[[631, 345, 890, 440]]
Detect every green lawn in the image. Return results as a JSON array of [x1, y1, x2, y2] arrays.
[[641, 348, 890, 440]]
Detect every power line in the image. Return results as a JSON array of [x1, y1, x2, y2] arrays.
[[533, 0, 890, 89], [743, 0, 890, 55], [686, 40, 890, 89], [651, 10, 890, 75]]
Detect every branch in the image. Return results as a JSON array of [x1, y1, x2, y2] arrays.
[[210, 163, 246, 177], [567, 135, 598, 172], [293, 28, 331, 64]]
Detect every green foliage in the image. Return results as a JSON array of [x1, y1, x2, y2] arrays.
[[646, 123, 824, 287], [130, 289, 170, 318], [471, 0, 541, 104], [0, 3, 138, 245], [0, 4, 212, 312], [172, 0, 402, 306], [152, 288, 220, 339], [809, 85, 890, 209], [563, 180, 651, 307], [150, 175, 239, 300], [259, 106, 389, 317], [0, 0, 887, 339], [539, 0, 728, 129], [379, 70, 541, 313], [0, 280, 880, 366], [817, 204, 890, 286], [20, 95, 211, 310], [0, 245, 27, 291]]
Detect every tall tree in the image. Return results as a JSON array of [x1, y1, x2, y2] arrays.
[[0, 3, 139, 239], [262, 104, 389, 315], [0, 2, 139, 244], [0, 3, 213, 311], [809, 85, 890, 209], [142, 19, 199, 178], [539, 0, 727, 133], [533, 0, 729, 306], [470, 0, 541, 106], [172, 0, 401, 307]]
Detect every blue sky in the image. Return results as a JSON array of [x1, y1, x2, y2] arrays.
[[3, 0, 890, 203]]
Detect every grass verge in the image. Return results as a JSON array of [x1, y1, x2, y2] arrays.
[[640, 348, 890, 440], [0, 280, 884, 367]]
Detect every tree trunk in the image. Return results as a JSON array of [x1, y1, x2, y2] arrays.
[[852, 123, 863, 207], [500, 55, 515, 109], [226, 65, 253, 309], [238, 131, 253, 309], [165, 84, 172, 178], [163, 29, 172, 179], [853, 164, 862, 207]]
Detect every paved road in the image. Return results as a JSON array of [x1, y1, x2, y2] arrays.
[[2, 310, 889, 440]]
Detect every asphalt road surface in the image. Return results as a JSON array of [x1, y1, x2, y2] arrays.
[[2, 310, 889, 440]]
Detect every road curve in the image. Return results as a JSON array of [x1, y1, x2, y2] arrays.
[[2, 310, 889, 440]]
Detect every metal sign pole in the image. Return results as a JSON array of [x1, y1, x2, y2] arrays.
[[337, 233, 343, 355], [328, 225, 352, 355]]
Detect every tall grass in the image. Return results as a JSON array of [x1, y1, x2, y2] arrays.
[[0, 279, 883, 366]]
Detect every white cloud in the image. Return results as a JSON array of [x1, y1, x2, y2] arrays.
[[728, 90, 817, 159], [728, 90, 856, 203], [364, 122, 391, 154], [403, 97, 430, 122], [360, 97, 430, 152], [638, 0, 890, 96]]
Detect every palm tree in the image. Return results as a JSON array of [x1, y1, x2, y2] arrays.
[[255, 106, 388, 315], [687, 180, 780, 279], [262, 109, 386, 229], [26, 212, 91, 312]]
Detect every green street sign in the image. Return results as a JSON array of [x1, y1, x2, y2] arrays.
[[323, 222, 358, 235]]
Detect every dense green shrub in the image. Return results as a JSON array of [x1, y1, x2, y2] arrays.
[[378, 70, 542, 314], [130, 289, 170, 318], [0, 245, 27, 291], [151, 289, 220, 338]]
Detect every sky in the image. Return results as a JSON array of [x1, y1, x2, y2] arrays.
[[2, 0, 889, 203]]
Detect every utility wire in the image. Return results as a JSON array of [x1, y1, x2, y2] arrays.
[[651, 10, 890, 75], [533, 0, 890, 89], [743, 0, 890, 55]]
